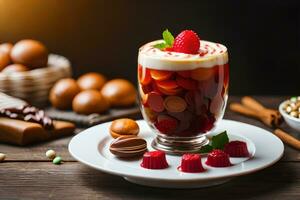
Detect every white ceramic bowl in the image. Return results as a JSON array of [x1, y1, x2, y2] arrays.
[[279, 100, 300, 132]]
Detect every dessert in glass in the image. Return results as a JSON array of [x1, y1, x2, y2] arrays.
[[137, 30, 229, 154]]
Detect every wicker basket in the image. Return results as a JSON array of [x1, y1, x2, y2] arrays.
[[0, 54, 72, 107]]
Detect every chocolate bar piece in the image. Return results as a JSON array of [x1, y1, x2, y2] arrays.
[[0, 117, 75, 145]]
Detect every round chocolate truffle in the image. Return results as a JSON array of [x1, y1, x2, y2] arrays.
[[0, 43, 13, 55], [72, 90, 110, 115], [101, 79, 137, 107], [2, 64, 29, 74], [10, 39, 48, 69], [0, 51, 11, 71], [49, 78, 80, 110], [77, 72, 106, 90]]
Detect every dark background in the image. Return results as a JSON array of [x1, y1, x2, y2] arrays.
[[0, 0, 299, 95]]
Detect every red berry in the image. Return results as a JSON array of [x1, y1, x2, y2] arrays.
[[172, 30, 200, 54]]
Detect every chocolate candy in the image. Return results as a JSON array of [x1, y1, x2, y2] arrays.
[[1, 64, 29, 74], [163, 96, 187, 113], [101, 79, 137, 107], [77, 72, 107, 91], [10, 39, 48, 69], [72, 90, 110, 115], [109, 135, 147, 157], [49, 78, 80, 110], [110, 118, 139, 139], [0, 105, 53, 129], [0, 117, 75, 146]]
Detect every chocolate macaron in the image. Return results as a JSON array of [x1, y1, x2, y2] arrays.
[[109, 135, 147, 158]]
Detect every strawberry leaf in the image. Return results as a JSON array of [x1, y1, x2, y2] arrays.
[[211, 131, 229, 150], [162, 29, 174, 46], [199, 145, 213, 153], [154, 42, 168, 49], [199, 131, 229, 154]]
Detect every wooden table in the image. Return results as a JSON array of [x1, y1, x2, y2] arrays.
[[1, 96, 299, 200]]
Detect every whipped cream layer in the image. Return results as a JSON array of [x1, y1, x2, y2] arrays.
[[138, 40, 228, 71]]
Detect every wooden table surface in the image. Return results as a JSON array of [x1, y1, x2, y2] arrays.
[[1, 96, 299, 200]]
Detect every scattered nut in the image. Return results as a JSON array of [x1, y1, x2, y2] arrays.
[[46, 149, 56, 160], [284, 96, 300, 119], [0, 153, 6, 162]]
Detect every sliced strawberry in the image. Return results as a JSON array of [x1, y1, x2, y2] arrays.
[[158, 86, 182, 96], [151, 81, 163, 95], [145, 92, 164, 112], [155, 79, 182, 95], [176, 76, 197, 90], [154, 115, 178, 134], [155, 79, 178, 90], [177, 70, 191, 78], [150, 69, 174, 81], [138, 65, 152, 85], [141, 84, 152, 94], [191, 67, 214, 81]]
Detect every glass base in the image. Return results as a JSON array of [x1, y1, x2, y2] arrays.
[[151, 134, 209, 155]]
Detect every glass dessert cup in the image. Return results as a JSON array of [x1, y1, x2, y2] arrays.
[[137, 40, 229, 154]]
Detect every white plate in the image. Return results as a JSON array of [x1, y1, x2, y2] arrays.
[[69, 119, 284, 188]]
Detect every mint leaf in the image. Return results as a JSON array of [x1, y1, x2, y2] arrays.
[[162, 29, 174, 46], [211, 131, 229, 150], [154, 42, 167, 49], [199, 145, 213, 153]]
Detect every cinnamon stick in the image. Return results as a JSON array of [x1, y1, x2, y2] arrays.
[[274, 129, 300, 150], [229, 103, 277, 128], [241, 96, 282, 126]]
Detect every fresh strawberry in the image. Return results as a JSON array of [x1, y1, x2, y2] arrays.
[[172, 30, 200, 54]]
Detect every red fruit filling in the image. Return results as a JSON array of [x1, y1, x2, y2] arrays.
[[154, 115, 178, 134], [145, 92, 164, 112], [177, 70, 191, 78], [141, 151, 169, 169], [137, 63, 229, 137], [172, 30, 200, 54], [150, 69, 173, 81], [176, 76, 197, 90], [224, 141, 250, 157], [205, 149, 232, 167], [179, 154, 205, 173], [138, 65, 152, 85]]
